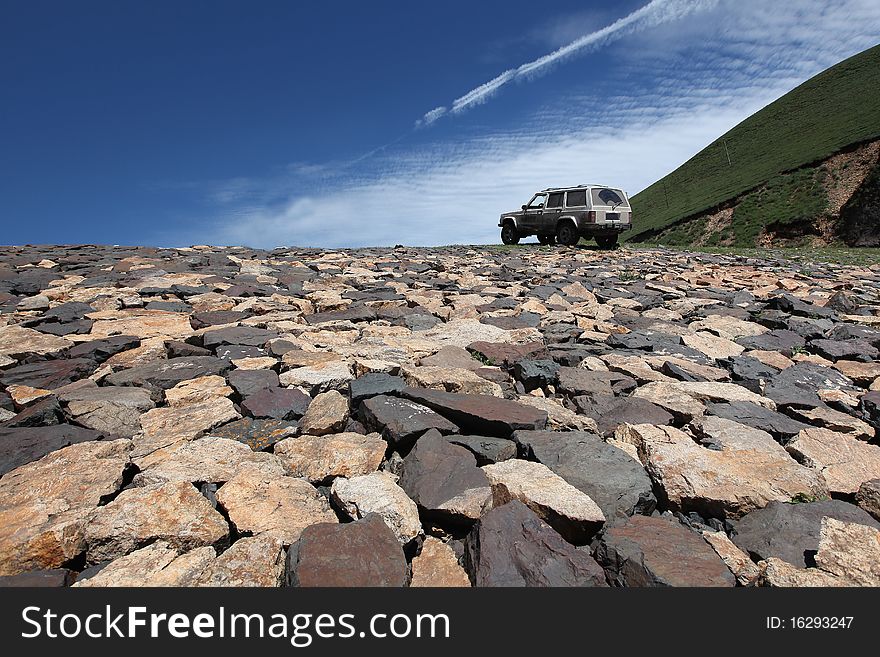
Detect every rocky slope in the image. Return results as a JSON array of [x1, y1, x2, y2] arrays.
[[0, 243, 879, 587]]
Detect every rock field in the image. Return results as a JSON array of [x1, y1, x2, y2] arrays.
[[0, 243, 879, 587]]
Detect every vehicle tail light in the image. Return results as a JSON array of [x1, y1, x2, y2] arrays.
[[587, 211, 596, 222]]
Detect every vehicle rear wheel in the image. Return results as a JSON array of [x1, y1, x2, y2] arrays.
[[556, 222, 579, 246], [537, 234, 555, 245], [595, 234, 618, 250], [500, 223, 520, 245]]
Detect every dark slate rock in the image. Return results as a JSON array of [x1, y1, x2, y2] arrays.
[[445, 435, 517, 465], [766, 293, 835, 319], [67, 335, 140, 362], [215, 345, 266, 361], [786, 317, 833, 340], [595, 397, 674, 436], [41, 301, 95, 323], [763, 362, 858, 409], [267, 339, 299, 357], [305, 306, 377, 325], [754, 309, 791, 330], [0, 569, 75, 587], [809, 338, 879, 362], [513, 430, 656, 519], [1, 397, 64, 428], [349, 373, 406, 406], [660, 361, 706, 382], [827, 323, 880, 346], [723, 355, 780, 393], [825, 290, 859, 314], [209, 417, 297, 451], [595, 515, 735, 587], [466, 341, 549, 366], [463, 500, 608, 587], [556, 367, 637, 396], [0, 424, 108, 476], [479, 314, 539, 330], [512, 359, 559, 391], [0, 358, 95, 390], [731, 500, 880, 568], [144, 301, 192, 313], [35, 319, 94, 336], [547, 345, 600, 367], [399, 429, 490, 524], [201, 326, 278, 349], [360, 395, 459, 449], [400, 387, 548, 438], [227, 368, 279, 399], [705, 401, 810, 439], [401, 314, 440, 332], [287, 513, 408, 587], [103, 356, 229, 399], [189, 310, 250, 330], [240, 386, 311, 420], [737, 329, 806, 356], [164, 340, 212, 358], [606, 331, 656, 351], [860, 391, 880, 430]]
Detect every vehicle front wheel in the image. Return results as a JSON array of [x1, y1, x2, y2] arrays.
[[500, 223, 520, 245], [537, 234, 555, 245], [595, 234, 618, 250], [556, 222, 579, 246]]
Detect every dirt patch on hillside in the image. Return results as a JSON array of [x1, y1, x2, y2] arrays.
[[692, 207, 734, 246]]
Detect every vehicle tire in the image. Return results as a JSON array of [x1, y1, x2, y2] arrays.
[[556, 222, 579, 246], [537, 234, 555, 245], [500, 223, 520, 245], [595, 234, 618, 250]]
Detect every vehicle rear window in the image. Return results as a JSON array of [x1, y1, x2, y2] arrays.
[[565, 190, 587, 207], [547, 192, 563, 208], [591, 188, 628, 207]]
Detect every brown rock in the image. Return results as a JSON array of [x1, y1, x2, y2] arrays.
[[299, 389, 349, 436], [85, 481, 229, 564], [0, 439, 132, 575], [786, 428, 880, 495], [288, 514, 408, 587], [274, 432, 386, 482], [410, 537, 471, 587], [617, 420, 827, 518], [595, 515, 735, 587], [215, 468, 336, 545]]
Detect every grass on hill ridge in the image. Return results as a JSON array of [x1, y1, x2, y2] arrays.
[[626, 43, 880, 242]]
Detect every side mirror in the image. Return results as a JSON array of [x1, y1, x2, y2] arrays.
[[521, 205, 528, 211]]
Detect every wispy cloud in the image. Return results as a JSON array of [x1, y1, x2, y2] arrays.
[[418, 0, 718, 126], [176, 0, 880, 249]]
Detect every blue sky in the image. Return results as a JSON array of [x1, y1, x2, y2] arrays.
[[2, 0, 879, 248]]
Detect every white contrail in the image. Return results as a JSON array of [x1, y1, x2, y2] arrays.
[[418, 0, 717, 125]]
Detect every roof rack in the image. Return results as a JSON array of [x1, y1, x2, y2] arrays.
[[540, 184, 610, 192]]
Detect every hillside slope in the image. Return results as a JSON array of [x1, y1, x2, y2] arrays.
[[627, 44, 880, 245]]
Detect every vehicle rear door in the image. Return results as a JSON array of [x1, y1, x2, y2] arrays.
[[543, 192, 564, 232], [590, 188, 629, 227]]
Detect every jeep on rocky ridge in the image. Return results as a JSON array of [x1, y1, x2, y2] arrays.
[[498, 185, 632, 249]]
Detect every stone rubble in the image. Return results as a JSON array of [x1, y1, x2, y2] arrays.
[[2, 243, 880, 586]]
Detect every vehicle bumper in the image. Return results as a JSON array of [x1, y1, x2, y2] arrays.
[[582, 223, 632, 234]]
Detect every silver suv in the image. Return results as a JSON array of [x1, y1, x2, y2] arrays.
[[498, 185, 632, 249]]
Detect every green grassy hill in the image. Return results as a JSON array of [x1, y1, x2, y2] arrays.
[[627, 44, 880, 243]]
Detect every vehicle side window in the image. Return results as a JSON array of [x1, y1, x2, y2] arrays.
[[547, 192, 563, 208], [591, 188, 626, 207], [527, 194, 546, 209], [566, 190, 587, 207]]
